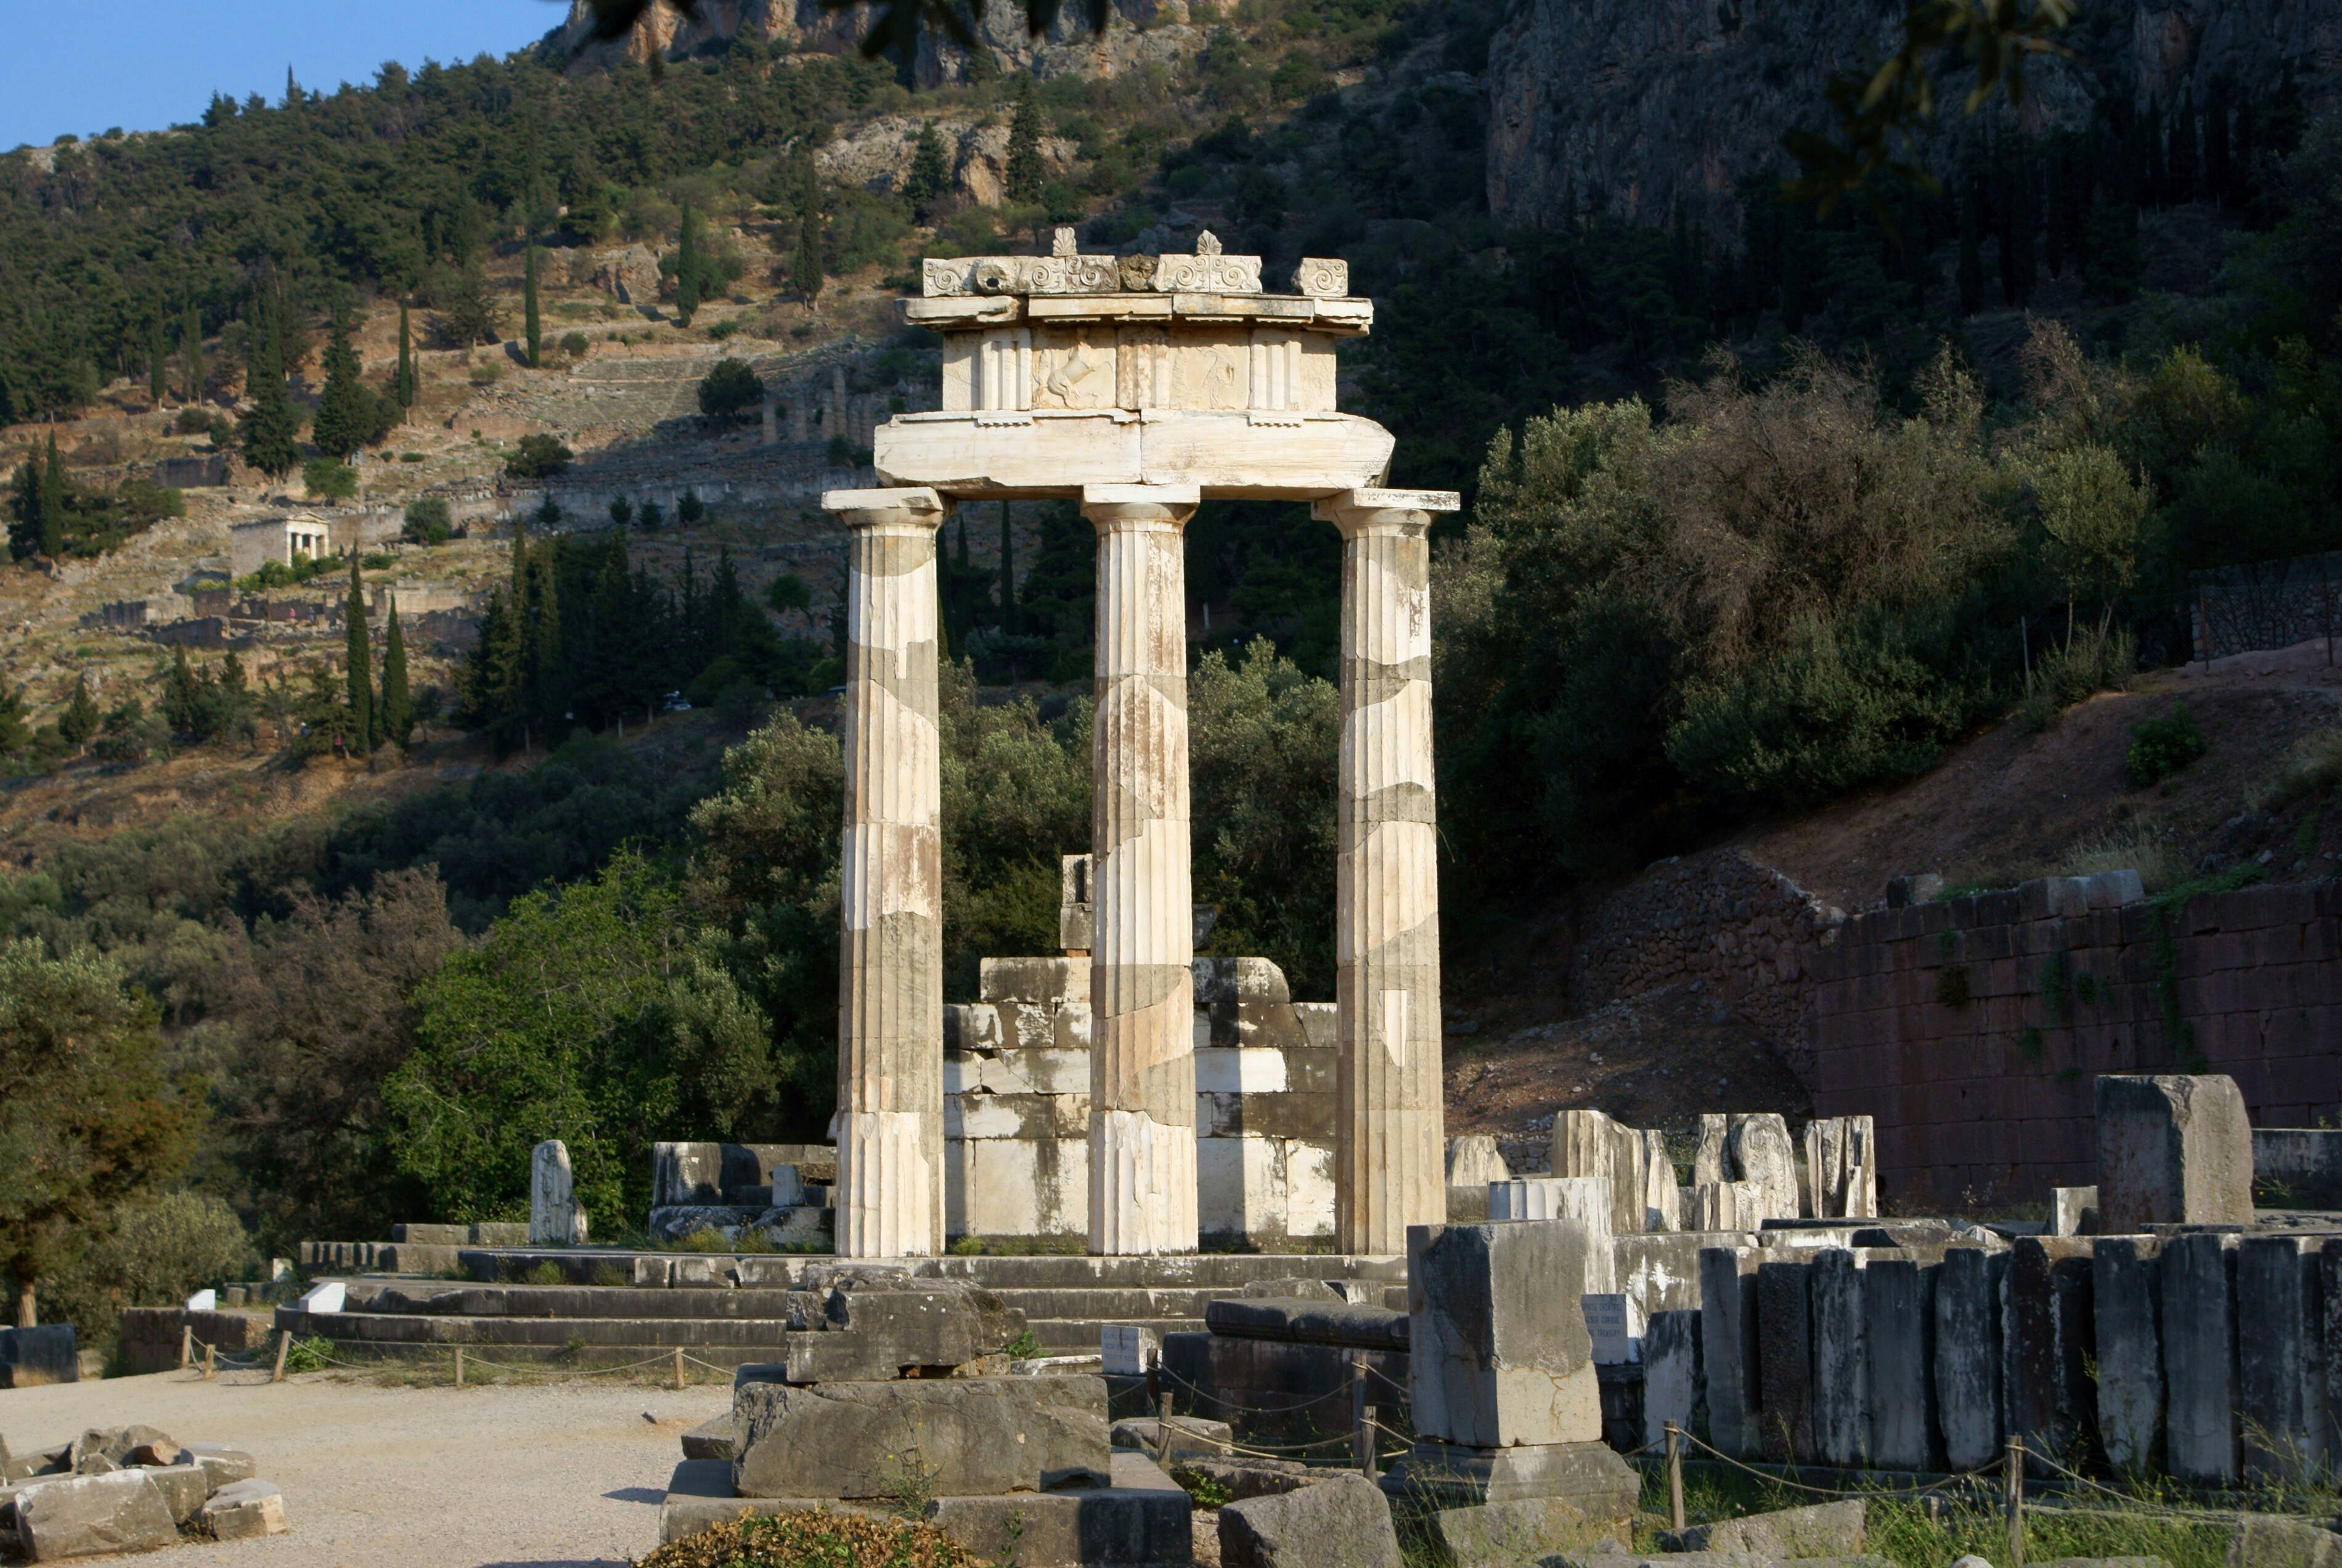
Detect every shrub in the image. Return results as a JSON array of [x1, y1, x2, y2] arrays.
[[2020, 624, 2135, 730], [404, 496, 453, 544], [698, 356, 764, 418], [2128, 703, 2208, 787], [301, 457, 358, 501], [2261, 726, 2342, 809], [633, 1510, 982, 1568], [172, 407, 212, 435], [40, 1191, 256, 1348], [560, 331, 590, 359], [504, 433, 574, 481], [361, 552, 395, 570]]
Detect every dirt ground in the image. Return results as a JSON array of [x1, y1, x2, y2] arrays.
[[0, 1367, 727, 1567]]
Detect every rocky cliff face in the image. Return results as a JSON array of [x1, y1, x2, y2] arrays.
[[1485, 0, 2342, 238], [550, 0, 1211, 85]]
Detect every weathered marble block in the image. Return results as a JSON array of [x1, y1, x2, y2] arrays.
[[1407, 1220, 1602, 1449], [2094, 1074, 2253, 1231]]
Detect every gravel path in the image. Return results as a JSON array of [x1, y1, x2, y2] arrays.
[[0, 1368, 730, 1567]]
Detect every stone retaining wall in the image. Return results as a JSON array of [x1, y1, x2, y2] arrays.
[[1572, 849, 1846, 1080], [1809, 876, 2342, 1207]]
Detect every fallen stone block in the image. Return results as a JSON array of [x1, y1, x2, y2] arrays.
[[1662, 1500, 1865, 1557], [13, 1470, 178, 1561], [733, 1374, 1110, 1499], [1111, 1416, 1234, 1458], [4, 1443, 69, 1483], [2095, 1074, 2254, 1231], [682, 1417, 735, 1463], [1408, 1220, 1602, 1448], [0, 1326, 78, 1389], [2229, 1516, 2342, 1568], [1432, 1497, 1606, 1568], [2032, 1559, 2171, 1568], [1170, 1459, 1313, 1503], [91, 1426, 177, 1468], [142, 1464, 209, 1524], [200, 1478, 288, 1541], [181, 1445, 258, 1489], [926, 1465, 1191, 1567], [658, 1460, 844, 1544], [781, 1278, 1026, 1382], [1221, 1472, 1401, 1568]]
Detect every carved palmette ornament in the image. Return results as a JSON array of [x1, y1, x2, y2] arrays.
[[1151, 231, 1263, 293], [1290, 258, 1349, 297]]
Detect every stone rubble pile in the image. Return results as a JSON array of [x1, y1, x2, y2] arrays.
[[0, 1426, 283, 1561], [659, 1268, 1193, 1567]]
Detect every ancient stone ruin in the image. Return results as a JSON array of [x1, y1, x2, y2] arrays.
[[0, 1426, 282, 1562]]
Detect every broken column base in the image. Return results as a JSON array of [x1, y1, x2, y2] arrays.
[[1379, 1439, 1639, 1514], [659, 1453, 1193, 1566]]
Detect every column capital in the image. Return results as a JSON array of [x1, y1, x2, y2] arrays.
[[824, 486, 951, 532], [1311, 487, 1461, 537], [1080, 484, 1200, 531]]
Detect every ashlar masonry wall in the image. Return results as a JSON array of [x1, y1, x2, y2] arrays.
[[1809, 876, 2342, 1206]]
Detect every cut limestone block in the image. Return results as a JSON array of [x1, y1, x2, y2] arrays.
[[1935, 1247, 2005, 1471], [2228, 1516, 2342, 1568], [1755, 1260, 1813, 1463], [2237, 1237, 2322, 1484], [733, 1374, 1111, 1499], [924, 1453, 1191, 1567], [2094, 1238, 2166, 1475], [144, 1464, 210, 1525], [1220, 1472, 1401, 1568], [13, 1471, 178, 1561], [1663, 1500, 1865, 1557], [780, 1279, 1025, 1382], [2050, 1187, 2099, 1237], [182, 1445, 258, 1489], [0, 1326, 78, 1389], [1407, 1220, 1601, 1449], [1377, 1439, 1637, 1514], [2005, 1239, 2097, 1480], [1697, 1247, 1760, 1460], [681, 1418, 734, 1463], [1810, 1249, 1867, 1468], [2161, 1232, 2238, 1487], [202, 1478, 289, 1541], [1430, 1497, 1606, 1568], [1640, 1310, 1700, 1451], [658, 1460, 846, 1543], [531, 1138, 590, 1246], [2094, 1075, 2254, 1232]]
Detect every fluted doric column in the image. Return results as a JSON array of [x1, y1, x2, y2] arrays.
[[1083, 483, 1201, 1256], [828, 485, 949, 1257], [1316, 488, 1461, 1256]]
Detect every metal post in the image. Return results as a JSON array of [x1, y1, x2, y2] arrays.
[[454, 1345, 465, 1388], [271, 1331, 290, 1384], [2005, 1435, 2025, 1568], [674, 1345, 685, 1390], [1667, 1422, 1686, 1533]]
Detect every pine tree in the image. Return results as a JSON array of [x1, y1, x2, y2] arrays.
[[906, 123, 950, 221], [524, 243, 543, 365], [345, 553, 374, 752], [312, 310, 369, 461], [59, 672, 99, 751], [2169, 97, 2199, 204], [148, 314, 168, 405], [39, 433, 65, 558], [239, 304, 301, 479], [1006, 80, 1045, 205], [181, 304, 204, 406], [675, 198, 700, 327], [0, 679, 28, 755], [381, 601, 412, 748], [2142, 99, 2166, 204], [396, 302, 415, 409], [2205, 80, 2233, 208], [6, 460, 38, 561], [163, 646, 202, 733], [793, 158, 824, 316], [998, 500, 1017, 636]]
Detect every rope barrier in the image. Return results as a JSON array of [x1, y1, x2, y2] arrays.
[[1668, 1429, 1980, 1503]]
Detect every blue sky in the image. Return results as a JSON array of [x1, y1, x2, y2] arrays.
[[5, 0, 558, 151]]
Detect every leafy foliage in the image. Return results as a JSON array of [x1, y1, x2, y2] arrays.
[[2128, 703, 2208, 787]]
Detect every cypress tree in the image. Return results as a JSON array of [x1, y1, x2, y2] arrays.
[[2169, 97, 2199, 204], [148, 314, 168, 404], [397, 302, 415, 409], [239, 304, 300, 478], [998, 500, 1017, 636], [2142, 99, 2166, 203], [345, 553, 373, 752], [524, 243, 542, 366], [312, 310, 369, 461], [793, 157, 824, 316], [7, 459, 39, 561], [59, 672, 99, 751], [675, 199, 700, 327], [381, 601, 412, 747], [907, 123, 950, 221], [163, 646, 201, 733], [1006, 80, 1045, 205], [2205, 81, 2233, 208], [39, 433, 65, 558], [181, 304, 204, 405]]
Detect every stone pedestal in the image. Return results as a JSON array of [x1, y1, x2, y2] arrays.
[[2095, 1074, 2254, 1231], [1083, 485, 1201, 1256], [1319, 489, 1457, 1257], [829, 486, 949, 1258]]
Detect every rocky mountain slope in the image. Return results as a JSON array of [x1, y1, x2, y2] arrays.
[[1486, 0, 2342, 236]]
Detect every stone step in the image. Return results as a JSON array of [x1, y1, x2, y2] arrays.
[[445, 1248, 1402, 1291], [337, 1281, 1245, 1325]]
